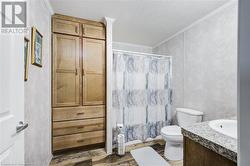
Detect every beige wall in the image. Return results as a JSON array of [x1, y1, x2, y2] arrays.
[[24, 0, 52, 165], [153, 2, 238, 121]]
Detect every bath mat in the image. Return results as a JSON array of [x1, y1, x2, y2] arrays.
[[131, 147, 170, 166]]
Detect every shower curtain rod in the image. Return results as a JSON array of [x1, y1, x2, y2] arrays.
[[113, 49, 172, 59]]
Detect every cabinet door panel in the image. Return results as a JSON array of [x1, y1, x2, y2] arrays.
[[83, 24, 105, 39], [84, 39, 105, 72], [55, 73, 79, 106], [53, 34, 80, 107], [53, 18, 80, 36], [84, 74, 105, 105], [83, 39, 105, 105]]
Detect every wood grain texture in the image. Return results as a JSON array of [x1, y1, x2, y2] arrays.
[[53, 130, 105, 151], [53, 18, 80, 36], [52, 34, 80, 107], [53, 14, 105, 28], [52, 14, 106, 152], [53, 105, 105, 122], [184, 137, 236, 166], [53, 118, 105, 136], [83, 24, 105, 39], [83, 38, 105, 105]]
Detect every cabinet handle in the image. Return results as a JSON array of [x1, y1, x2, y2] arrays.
[[75, 27, 78, 33], [77, 126, 84, 129], [77, 139, 85, 143], [75, 69, 78, 75], [77, 112, 84, 115]]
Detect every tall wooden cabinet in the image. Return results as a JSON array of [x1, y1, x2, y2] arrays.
[[52, 14, 106, 152]]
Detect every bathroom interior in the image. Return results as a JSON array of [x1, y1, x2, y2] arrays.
[[1, 0, 250, 165]]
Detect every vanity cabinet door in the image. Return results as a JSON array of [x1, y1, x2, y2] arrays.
[[52, 34, 81, 107], [184, 137, 237, 166], [82, 38, 105, 105]]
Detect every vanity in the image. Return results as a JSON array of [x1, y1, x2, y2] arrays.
[[182, 119, 237, 166]]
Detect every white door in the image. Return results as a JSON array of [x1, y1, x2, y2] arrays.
[[0, 33, 25, 164]]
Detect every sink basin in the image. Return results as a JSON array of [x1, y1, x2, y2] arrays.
[[208, 119, 237, 139]]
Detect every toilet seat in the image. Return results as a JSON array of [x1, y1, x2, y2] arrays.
[[161, 125, 182, 136]]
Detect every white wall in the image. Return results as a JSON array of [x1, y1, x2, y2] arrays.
[[153, 34, 184, 122], [113, 41, 152, 53], [153, 2, 238, 121], [24, 0, 52, 165], [238, 0, 250, 165]]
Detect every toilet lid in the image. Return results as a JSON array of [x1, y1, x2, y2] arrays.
[[161, 125, 182, 136]]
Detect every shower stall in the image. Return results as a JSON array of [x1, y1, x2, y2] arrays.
[[112, 49, 172, 146]]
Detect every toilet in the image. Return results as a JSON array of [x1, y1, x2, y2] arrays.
[[161, 108, 203, 161]]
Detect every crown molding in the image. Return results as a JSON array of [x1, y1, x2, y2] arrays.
[[104, 17, 115, 25]]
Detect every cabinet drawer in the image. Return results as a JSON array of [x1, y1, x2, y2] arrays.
[[53, 118, 105, 136], [53, 106, 105, 121], [83, 24, 105, 39], [53, 130, 105, 151], [53, 18, 80, 36]]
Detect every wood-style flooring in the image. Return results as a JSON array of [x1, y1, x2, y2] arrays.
[[50, 140, 183, 166]]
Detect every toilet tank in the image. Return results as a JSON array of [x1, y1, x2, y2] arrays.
[[176, 108, 203, 127]]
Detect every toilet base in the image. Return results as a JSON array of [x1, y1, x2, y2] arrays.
[[164, 142, 183, 161]]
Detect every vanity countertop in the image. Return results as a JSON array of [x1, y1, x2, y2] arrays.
[[181, 120, 237, 163]]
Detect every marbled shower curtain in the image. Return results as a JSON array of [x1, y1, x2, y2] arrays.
[[112, 50, 172, 146]]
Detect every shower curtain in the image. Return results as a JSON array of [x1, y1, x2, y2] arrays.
[[112, 50, 172, 146]]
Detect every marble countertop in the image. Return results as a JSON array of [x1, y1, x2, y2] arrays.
[[181, 120, 237, 163]]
